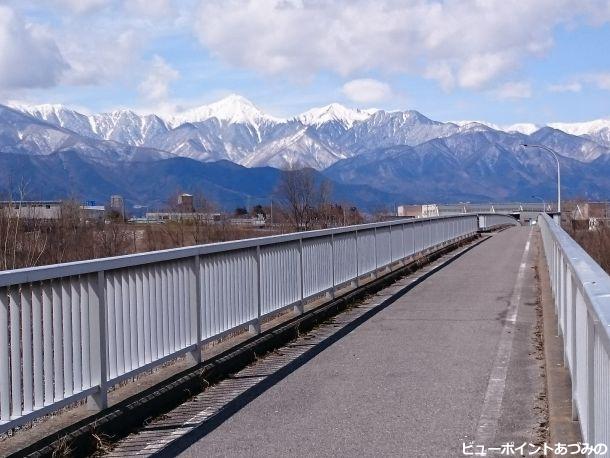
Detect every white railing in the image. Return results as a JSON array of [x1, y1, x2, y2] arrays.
[[0, 213, 513, 433], [478, 214, 519, 230], [539, 213, 610, 452]]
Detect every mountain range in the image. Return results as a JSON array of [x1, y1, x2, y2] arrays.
[[2, 95, 610, 210]]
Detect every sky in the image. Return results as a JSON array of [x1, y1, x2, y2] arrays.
[[2, 0, 610, 125]]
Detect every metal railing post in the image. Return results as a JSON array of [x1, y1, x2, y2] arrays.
[[87, 271, 108, 410], [330, 234, 336, 299], [354, 230, 359, 288], [401, 223, 405, 264], [189, 256, 202, 364], [250, 246, 262, 334], [373, 227, 378, 278], [388, 225, 393, 271], [296, 238, 305, 314]]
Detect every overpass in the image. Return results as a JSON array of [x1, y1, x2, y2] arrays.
[[398, 202, 561, 225], [0, 213, 608, 456]]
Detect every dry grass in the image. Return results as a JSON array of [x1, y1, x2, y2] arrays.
[[563, 217, 610, 274]]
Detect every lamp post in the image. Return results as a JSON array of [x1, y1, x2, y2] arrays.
[[522, 144, 561, 214], [531, 195, 546, 213]]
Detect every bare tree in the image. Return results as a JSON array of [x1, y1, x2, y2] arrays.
[[276, 167, 320, 230]]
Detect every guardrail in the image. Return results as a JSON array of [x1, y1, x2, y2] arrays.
[[538, 213, 610, 450], [478, 214, 519, 231], [0, 213, 515, 433]]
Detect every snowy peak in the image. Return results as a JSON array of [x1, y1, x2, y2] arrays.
[[170, 94, 283, 127], [548, 119, 610, 147], [503, 123, 541, 135], [548, 119, 610, 136], [452, 120, 540, 135], [455, 121, 498, 133], [12, 103, 94, 137], [297, 103, 377, 128], [12, 103, 70, 118]]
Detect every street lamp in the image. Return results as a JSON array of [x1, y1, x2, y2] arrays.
[[531, 195, 546, 212], [522, 144, 561, 214]]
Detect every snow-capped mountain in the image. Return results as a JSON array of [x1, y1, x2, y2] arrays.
[[5, 95, 610, 205], [242, 126, 348, 169], [9, 94, 610, 170], [0, 105, 171, 162], [340, 110, 460, 154], [169, 94, 284, 129], [14, 103, 95, 139], [325, 128, 610, 203], [13, 103, 170, 147], [452, 120, 540, 135], [297, 103, 377, 128], [89, 111, 169, 146], [503, 123, 541, 135], [548, 119, 610, 147]]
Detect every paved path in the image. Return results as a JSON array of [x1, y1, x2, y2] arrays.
[[110, 227, 547, 457]]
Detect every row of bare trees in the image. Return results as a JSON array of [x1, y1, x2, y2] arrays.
[[275, 167, 363, 230], [0, 167, 365, 269], [0, 200, 134, 270]]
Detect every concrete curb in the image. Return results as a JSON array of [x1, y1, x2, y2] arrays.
[[11, 234, 486, 458]]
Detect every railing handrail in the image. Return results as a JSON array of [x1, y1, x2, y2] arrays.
[[539, 214, 610, 334], [0, 213, 494, 288], [0, 212, 516, 437], [538, 212, 610, 446]]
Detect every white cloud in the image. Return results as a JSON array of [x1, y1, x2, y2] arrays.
[[51, 0, 110, 15], [548, 72, 610, 93], [583, 72, 610, 90], [126, 0, 173, 18], [341, 79, 392, 104], [194, 0, 610, 91], [138, 55, 180, 102], [548, 82, 582, 93], [60, 29, 142, 86], [457, 54, 515, 90], [2, 0, 188, 93], [493, 81, 532, 99], [0, 6, 68, 90]]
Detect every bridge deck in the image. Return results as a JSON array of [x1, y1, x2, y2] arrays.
[[108, 227, 547, 456]]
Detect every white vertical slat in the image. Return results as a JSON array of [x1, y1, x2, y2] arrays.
[[61, 279, 73, 397], [87, 271, 108, 410], [201, 257, 210, 339], [9, 288, 22, 417], [80, 278, 90, 389], [153, 265, 162, 359], [32, 283, 44, 409], [150, 266, 159, 360], [221, 256, 229, 330], [161, 266, 170, 356], [136, 268, 145, 367], [52, 281, 63, 401], [21, 285, 33, 413], [106, 273, 117, 379], [71, 277, 81, 393], [128, 269, 138, 370], [0, 288, 10, 421], [42, 283, 53, 405], [178, 263, 186, 348], [115, 272, 125, 375], [191, 255, 202, 362], [120, 271, 131, 373], [171, 263, 179, 352], [142, 266, 152, 364]]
